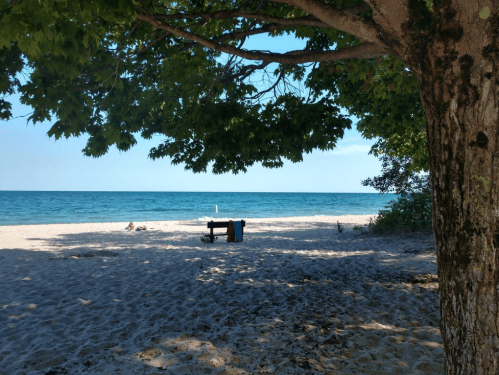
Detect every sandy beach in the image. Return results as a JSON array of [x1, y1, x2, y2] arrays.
[[0, 215, 443, 374]]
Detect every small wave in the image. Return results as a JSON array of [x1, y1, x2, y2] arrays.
[[196, 216, 236, 221], [197, 216, 219, 221]]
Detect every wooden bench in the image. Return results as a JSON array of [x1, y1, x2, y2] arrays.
[[207, 220, 245, 243]]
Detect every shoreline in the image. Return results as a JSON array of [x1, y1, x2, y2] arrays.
[[0, 215, 441, 374], [0, 214, 379, 228]]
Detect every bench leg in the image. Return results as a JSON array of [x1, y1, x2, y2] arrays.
[[210, 228, 214, 243]]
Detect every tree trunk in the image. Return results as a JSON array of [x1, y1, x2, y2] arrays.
[[410, 13, 499, 372]]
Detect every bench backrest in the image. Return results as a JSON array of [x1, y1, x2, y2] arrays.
[[207, 220, 246, 229]]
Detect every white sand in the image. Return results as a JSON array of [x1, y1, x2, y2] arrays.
[[0, 216, 443, 374]]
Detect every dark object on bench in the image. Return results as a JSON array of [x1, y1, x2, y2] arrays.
[[207, 220, 245, 243]]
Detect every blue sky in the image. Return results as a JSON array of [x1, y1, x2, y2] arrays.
[[0, 32, 385, 193]]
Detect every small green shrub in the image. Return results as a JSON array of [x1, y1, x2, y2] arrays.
[[368, 189, 433, 234]]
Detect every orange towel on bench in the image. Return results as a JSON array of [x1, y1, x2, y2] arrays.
[[226, 220, 235, 242]]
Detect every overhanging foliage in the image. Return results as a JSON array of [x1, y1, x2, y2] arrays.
[[0, 0, 427, 173]]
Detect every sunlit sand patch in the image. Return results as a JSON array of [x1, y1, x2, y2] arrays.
[[135, 347, 179, 369], [359, 322, 407, 332], [422, 341, 444, 349], [8, 314, 26, 320], [3, 302, 23, 309], [134, 335, 244, 371]]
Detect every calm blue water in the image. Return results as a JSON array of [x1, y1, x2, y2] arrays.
[[0, 191, 399, 226]]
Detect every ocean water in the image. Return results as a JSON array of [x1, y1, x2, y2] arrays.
[[0, 191, 400, 226]]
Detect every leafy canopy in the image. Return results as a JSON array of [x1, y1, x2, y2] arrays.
[[307, 54, 428, 172], [0, 0, 428, 173]]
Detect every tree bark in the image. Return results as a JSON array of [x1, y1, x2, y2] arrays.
[[403, 4, 499, 372]]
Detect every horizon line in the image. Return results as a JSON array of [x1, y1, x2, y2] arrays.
[[0, 190, 393, 194]]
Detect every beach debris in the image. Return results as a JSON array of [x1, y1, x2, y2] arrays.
[[337, 221, 343, 233], [201, 234, 217, 243], [128, 222, 134, 230], [136, 225, 147, 231]]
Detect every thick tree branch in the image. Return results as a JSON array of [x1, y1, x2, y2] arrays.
[[179, 15, 331, 53], [136, 12, 388, 64], [181, 21, 303, 52], [152, 10, 335, 29], [345, 2, 372, 15], [268, 0, 384, 47], [363, 0, 409, 37]]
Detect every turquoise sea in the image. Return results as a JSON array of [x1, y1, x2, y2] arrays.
[[0, 191, 399, 226]]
